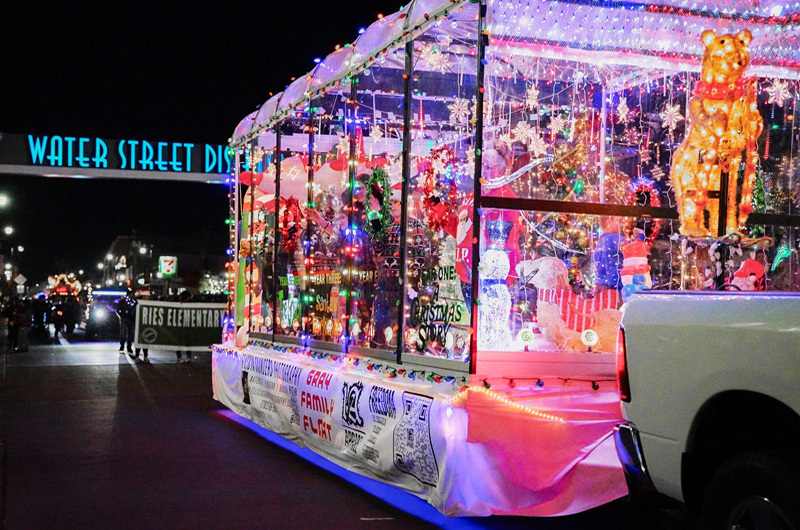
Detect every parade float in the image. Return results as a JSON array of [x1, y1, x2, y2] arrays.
[[213, 0, 800, 517]]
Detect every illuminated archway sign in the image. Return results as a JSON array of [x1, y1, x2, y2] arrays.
[[0, 133, 233, 184]]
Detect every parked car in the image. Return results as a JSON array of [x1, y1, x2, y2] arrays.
[[84, 290, 124, 340], [615, 292, 800, 530]]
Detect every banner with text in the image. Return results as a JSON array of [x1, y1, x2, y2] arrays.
[[212, 346, 449, 506], [135, 301, 225, 351]]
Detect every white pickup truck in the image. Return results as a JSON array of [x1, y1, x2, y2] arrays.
[[615, 292, 800, 530]]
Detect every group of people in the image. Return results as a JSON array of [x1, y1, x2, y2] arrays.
[[114, 288, 194, 364], [2, 294, 82, 352], [2, 297, 28, 352]]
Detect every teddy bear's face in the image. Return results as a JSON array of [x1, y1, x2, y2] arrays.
[[530, 258, 569, 291], [701, 29, 752, 85]]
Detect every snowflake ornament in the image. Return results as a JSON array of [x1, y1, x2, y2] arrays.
[[464, 148, 476, 176], [448, 98, 470, 123], [336, 135, 350, 158], [419, 43, 450, 74], [496, 132, 515, 150], [777, 156, 798, 178], [660, 103, 684, 132], [766, 79, 792, 106], [529, 129, 548, 158], [248, 147, 265, 169], [525, 84, 540, 111], [369, 125, 383, 141], [621, 127, 642, 145], [617, 99, 631, 123], [549, 113, 568, 135], [471, 96, 493, 123], [512, 121, 536, 145]]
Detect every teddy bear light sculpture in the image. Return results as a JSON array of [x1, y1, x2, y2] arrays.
[[670, 29, 763, 237]]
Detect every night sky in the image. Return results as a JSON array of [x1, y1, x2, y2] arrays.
[[0, 1, 397, 283]]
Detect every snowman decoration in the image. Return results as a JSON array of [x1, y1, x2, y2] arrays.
[[478, 220, 514, 350]]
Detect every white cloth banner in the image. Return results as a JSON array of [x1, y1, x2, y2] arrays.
[[213, 346, 449, 504], [212, 343, 628, 517]]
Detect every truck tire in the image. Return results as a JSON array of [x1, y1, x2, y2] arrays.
[[701, 451, 800, 530]]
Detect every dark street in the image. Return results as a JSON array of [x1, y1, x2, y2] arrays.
[[0, 334, 699, 530]]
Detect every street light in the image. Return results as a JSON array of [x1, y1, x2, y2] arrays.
[[16, 246, 23, 252], [79, 269, 84, 275], [0, 195, 8, 207], [106, 254, 114, 261], [139, 246, 147, 255], [97, 263, 104, 270], [3, 226, 12, 235]]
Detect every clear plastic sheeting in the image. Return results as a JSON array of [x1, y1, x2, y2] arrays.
[[255, 93, 283, 131], [277, 75, 314, 116], [348, 7, 412, 70], [308, 47, 354, 94], [232, 0, 469, 145], [232, 111, 258, 143]]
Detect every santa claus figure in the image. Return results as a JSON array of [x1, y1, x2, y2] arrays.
[[730, 259, 765, 291]]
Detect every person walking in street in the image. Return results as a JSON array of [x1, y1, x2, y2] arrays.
[[4, 297, 26, 352], [175, 289, 192, 363], [115, 288, 137, 354], [131, 291, 149, 363]]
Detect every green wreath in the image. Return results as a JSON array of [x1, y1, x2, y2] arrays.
[[364, 167, 393, 242]]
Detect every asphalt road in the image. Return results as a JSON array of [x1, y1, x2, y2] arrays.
[[0, 330, 701, 530]]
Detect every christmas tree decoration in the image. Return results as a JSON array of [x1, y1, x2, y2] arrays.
[[336, 135, 350, 159], [765, 79, 792, 106], [669, 29, 763, 236], [620, 273, 650, 304]]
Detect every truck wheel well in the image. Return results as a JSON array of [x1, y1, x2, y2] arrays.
[[682, 390, 800, 510]]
